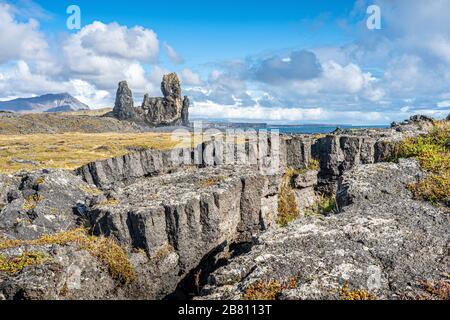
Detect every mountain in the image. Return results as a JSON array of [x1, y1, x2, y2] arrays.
[[0, 93, 90, 113]]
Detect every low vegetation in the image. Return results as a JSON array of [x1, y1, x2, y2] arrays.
[[277, 173, 300, 227], [242, 278, 297, 300], [0, 228, 135, 284], [277, 160, 321, 227], [393, 120, 450, 206], [198, 176, 226, 188], [306, 195, 336, 216], [0, 252, 47, 274], [0, 132, 187, 174], [339, 283, 376, 300], [420, 280, 450, 300]]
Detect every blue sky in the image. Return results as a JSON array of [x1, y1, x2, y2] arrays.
[[1, 0, 450, 124]]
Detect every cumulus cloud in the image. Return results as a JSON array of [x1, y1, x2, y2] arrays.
[[252, 50, 322, 84], [0, 6, 163, 108], [181, 68, 202, 85], [76, 21, 159, 62], [62, 21, 160, 91], [0, 60, 111, 107], [190, 100, 391, 124], [0, 3, 49, 63]]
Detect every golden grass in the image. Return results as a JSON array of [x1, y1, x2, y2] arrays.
[[0, 252, 47, 274], [242, 279, 297, 300], [277, 161, 320, 227], [0, 228, 135, 284], [0, 132, 189, 174], [62, 108, 112, 117], [339, 283, 376, 300]]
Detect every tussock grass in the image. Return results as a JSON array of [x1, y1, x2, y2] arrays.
[[0, 228, 135, 284], [0, 132, 186, 174], [393, 121, 450, 206]]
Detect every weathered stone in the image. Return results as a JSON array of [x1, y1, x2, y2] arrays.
[[391, 114, 435, 133], [87, 166, 268, 298], [293, 187, 317, 215], [293, 170, 318, 189], [112, 81, 136, 121], [0, 169, 94, 240], [112, 73, 190, 127], [200, 159, 449, 300]]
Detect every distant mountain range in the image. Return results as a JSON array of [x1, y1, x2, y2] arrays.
[[0, 93, 90, 113]]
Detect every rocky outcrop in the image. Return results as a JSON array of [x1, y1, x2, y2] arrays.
[[112, 81, 136, 120], [111, 73, 189, 127], [0, 165, 276, 300], [1, 115, 446, 300], [88, 166, 273, 296], [391, 115, 435, 133], [311, 118, 428, 193], [0, 170, 94, 240], [75, 135, 314, 189], [199, 159, 449, 300]]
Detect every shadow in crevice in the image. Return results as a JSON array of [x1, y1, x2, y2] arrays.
[[163, 240, 254, 300]]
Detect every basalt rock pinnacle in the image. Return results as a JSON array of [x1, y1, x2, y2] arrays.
[[112, 73, 190, 127]]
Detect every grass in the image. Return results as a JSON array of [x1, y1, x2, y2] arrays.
[[0, 252, 47, 274], [0, 228, 135, 284], [339, 283, 376, 300], [392, 120, 450, 206], [306, 195, 336, 216], [277, 174, 300, 227], [277, 160, 320, 227], [242, 279, 297, 300], [0, 132, 188, 174]]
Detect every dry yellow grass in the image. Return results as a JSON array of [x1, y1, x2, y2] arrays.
[[0, 228, 136, 284], [0, 132, 192, 174]]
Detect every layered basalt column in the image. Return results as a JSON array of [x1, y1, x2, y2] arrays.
[[111, 73, 190, 127]]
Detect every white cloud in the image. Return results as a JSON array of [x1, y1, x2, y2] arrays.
[[76, 21, 159, 62], [0, 3, 49, 63], [181, 68, 202, 85], [190, 100, 388, 124], [63, 21, 160, 91], [164, 43, 184, 64], [68, 79, 110, 108], [437, 100, 450, 108]]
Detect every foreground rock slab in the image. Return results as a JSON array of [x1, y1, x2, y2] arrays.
[[200, 159, 449, 300]]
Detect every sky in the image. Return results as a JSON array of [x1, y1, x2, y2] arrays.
[[0, 0, 450, 124]]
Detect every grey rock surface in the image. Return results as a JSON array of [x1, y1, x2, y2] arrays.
[[199, 159, 449, 300], [89, 166, 270, 276], [111, 73, 190, 127], [112, 81, 136, 121], [0, 169, 94, 240]]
